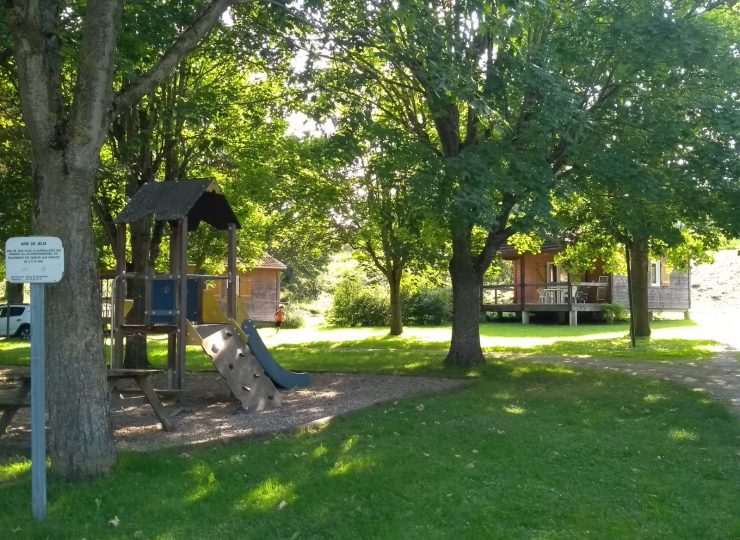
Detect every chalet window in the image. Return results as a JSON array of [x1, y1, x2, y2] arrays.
[[649, 260, 661, 287], [546, 262, 566, 284]]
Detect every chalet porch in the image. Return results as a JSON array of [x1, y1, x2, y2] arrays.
[[481, 281, 611, 326]]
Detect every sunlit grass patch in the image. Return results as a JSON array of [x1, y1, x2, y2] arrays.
[[487, 338, 719, 362], [0, 458, 30, 483], [184, 463, 218, 504], [503, 404, 526, 415], [238, 477, 296, 511], [668, 428, 700, 442], [328, 455, 374, 477], [0, 339, 30, 365]]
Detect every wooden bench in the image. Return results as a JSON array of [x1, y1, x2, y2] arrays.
[[0, 369, 175, 439], [0, 376, 31, 438]]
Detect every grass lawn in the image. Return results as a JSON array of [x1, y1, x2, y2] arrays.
[[0, 319, 722, 374], [267, 320, 719, 375], [0, 320, 738, 537], [1, 361, 739, 538]]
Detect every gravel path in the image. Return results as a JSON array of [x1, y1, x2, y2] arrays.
[[0, 372, 469, 453]]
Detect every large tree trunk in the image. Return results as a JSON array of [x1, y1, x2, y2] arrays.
[[8, 0, 121, 479], [8, 0, 235, 479], [445, 230, 485, 368], [388, 268, 403, 336], [627, 239, 651, 338], [5, 282, 24, 304], [38, 156, 116, 478]]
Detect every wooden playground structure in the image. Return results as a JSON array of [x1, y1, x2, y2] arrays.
[[110, 179, 308, 416]]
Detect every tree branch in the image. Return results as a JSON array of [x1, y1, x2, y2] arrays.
[[6, 0, 66, 155], [111, 0, 235, 119], [68, 0, 124, 163]]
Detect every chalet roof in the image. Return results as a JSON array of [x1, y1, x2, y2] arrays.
[[254, 254, 287, 270], [115, 179, 241, 231]]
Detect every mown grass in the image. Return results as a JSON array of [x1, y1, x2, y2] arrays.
[[489, 338, 719, 362], [0, 319, 721, 372], [1, 362, 739, 539]]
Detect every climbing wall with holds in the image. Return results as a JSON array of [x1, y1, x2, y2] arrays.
[[191, 323, 281, 412]]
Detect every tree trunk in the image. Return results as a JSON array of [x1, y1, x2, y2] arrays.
[[123, 218, 152, 368], [627, 238, 651, 338], [5, 282, 24, 304], [445, 230, 485, 368], [38, 156, 116, 479], [388, 269, 403, 336], [7, 0, 235, 480]]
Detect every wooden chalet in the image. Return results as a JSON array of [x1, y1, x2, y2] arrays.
[[482, 242, 691, 325]]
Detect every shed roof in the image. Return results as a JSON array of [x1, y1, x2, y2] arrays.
[[115, 179, 241, 231], [254, 254, 287, 270]]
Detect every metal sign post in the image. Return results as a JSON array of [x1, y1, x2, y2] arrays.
[[5, 236, 64, 522]]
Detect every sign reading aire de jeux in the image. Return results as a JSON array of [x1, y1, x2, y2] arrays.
[[5, 237, 64, 284]]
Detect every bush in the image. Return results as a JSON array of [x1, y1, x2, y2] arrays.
[[403, 287, 452, 326], [281, 307, 306, 329], [328, 276, 389, 327], [602, 303, 630, 324]]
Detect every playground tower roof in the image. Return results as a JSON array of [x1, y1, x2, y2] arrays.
[[115, 179, 241, 230]]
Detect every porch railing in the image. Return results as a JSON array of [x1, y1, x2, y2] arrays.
[[482, 281, 610, 306]]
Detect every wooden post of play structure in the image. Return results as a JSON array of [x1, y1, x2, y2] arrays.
[[227, 223, 237, 321], [167, 222, 178, 389], [176, 216, 189, 395], [113, 225, 127, 368]]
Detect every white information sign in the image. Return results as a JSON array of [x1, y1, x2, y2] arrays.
[[5, 236, 64, 284]]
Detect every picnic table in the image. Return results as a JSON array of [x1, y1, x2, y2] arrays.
[[0, 368, 174, 439], [0, 371, 31, 438]]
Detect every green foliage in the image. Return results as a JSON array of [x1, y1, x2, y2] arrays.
[[720, 238, 740, 250], [483, 257, 514, 285], [552, 230, 625, 276], [507, 232, 544, 255], [601, 303, 630, 324], [327, 275, 390, 327], [660, 230, 721, 271], [281, 306, 306, 329], [402, 287, 452, 326]]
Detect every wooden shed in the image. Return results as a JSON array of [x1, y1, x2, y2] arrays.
[[212, 254, 287, 322]]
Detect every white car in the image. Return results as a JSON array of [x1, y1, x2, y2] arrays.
[[0, 304, 31, 340]]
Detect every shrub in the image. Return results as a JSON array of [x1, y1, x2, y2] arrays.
[[403, 287, 452, 326], [281, 307, 306, 329], [328, 276, 389, 327], [602, 303, 630, 324]]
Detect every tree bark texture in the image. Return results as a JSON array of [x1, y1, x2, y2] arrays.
[[5, 282, 24, 304], [627, 239, 651, 338], [38, 155, 117, 478], [388, 268, 403, 336], [445, 230, 485, 368]]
